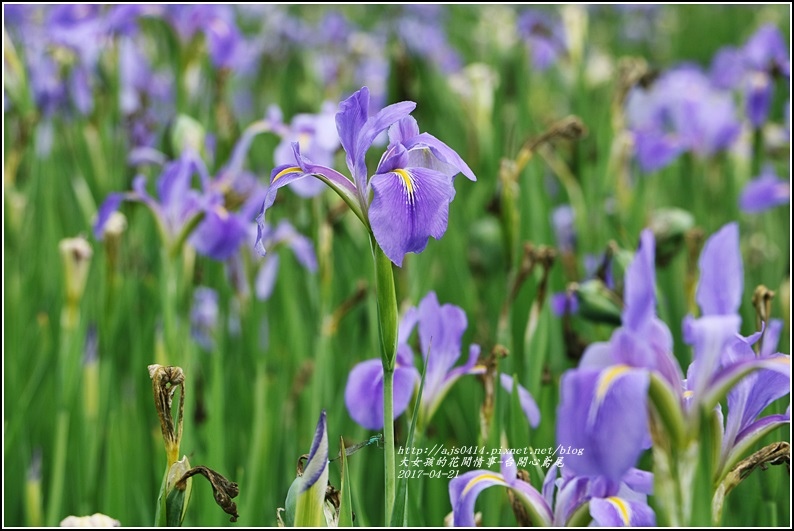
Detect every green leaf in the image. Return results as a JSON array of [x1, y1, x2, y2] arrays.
[[155, 456, 192, 527], [647, 373, 687, 448], [507, 375, 529, 455], [574, 279, 622, 326], [338, 438, 354, 528]]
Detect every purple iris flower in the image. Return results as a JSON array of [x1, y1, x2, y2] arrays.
[[448, 452, 655, 526], [683, 223, 750, 399], [517, 9, 567, 71], [554, 231, 681, 484], [718, 321, 790, 478], [46, 4, 108, 69], [742, 24, 790, 78], [739, 165, 790, 213], [163, 5, 243, 70], [256, 86, 476, 267], [681, 223, 790, 476], [710, 24, 789, 127], [625, 67, 741, 172], [345, 292, 540, 430]]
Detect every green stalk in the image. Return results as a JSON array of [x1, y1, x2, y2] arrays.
[[369, 236, 398, 524], [44, 411, 69, 526], [382, 367, 396, 524]]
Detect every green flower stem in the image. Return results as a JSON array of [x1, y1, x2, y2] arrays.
[[370, 236, 398, 523], [382, 366, 396, 524], [44, 411, 69, 527]]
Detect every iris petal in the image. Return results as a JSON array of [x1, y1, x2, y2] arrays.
[[369, 167, 454, 266]]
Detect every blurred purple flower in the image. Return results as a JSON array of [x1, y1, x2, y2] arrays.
[[550, 291, 579, 317], [395, 6, 462, 73], [163, 5, 243, 69], [742, 23, 790, 77], [95, 131, 264, 261], [681, 223, 790, 415], [625, 67, 741, 171], [710, 47, 746, 90], [257, 86, 476, 267], [517, 9, 567, 71], [739, 165, 790, 213], [710, 24, 789, 127]]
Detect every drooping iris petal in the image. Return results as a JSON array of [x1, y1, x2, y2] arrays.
[[590, 496, 656, 527], [344, 358, 419, 430], [499, 373, 541, 428], [369, 166, 454, 266], [449, 470, 510, 526], [448, 453, 553, 527], [255, 254, 279, 301], [696, 222, 742, 316], [272, 220, 318, 272], [557, 367, 650, 482], [721, 353, 791, 470]]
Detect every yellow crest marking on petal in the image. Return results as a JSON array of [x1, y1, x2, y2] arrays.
[[462, 473, 507, 496], [607, 496, 631, 525], [587, 365, 632, 428], [682, 390, 694, 399], [596, 365, 631, 401], [394, 168, 414, 197], [273, 166, 301, 183]]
